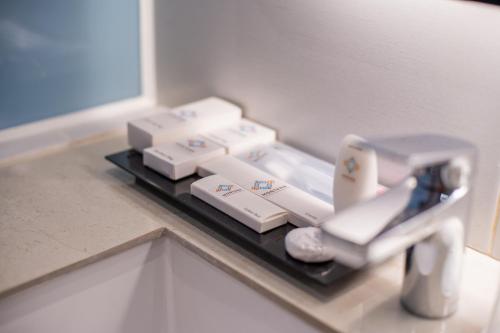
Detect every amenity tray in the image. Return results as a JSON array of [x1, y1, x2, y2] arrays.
[[106, 149, 356, 295]]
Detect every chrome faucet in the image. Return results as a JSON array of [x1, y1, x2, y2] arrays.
[[321, 134, 477, 319]]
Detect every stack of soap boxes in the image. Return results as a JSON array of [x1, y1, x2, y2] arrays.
[[127, 97, 334, 233]]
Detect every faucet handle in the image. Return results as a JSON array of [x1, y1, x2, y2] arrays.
[[364, 133, 476, 169], [322, 177, 416, 246]]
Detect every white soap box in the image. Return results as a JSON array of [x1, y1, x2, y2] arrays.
[[191, 174, 288, 233], [144, 136, 225, 180], [128, 97, 242, 151], [197, 155, 334, 227], [202, 119, 276, 155]]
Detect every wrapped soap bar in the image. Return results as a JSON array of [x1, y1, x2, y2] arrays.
[[144, 136, 225, 180], [128, 97, 242, 151], [191, 174, 288, 233]]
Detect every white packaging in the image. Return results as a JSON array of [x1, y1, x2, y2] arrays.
[[236, 142, 334, 204], [202, 119, 276, 155], [197, 156, 334, 227], [333, 134, 378, 212], [128, 97, 242, 151], [191, 175, 288, 233], [144, 136, 225, 180]]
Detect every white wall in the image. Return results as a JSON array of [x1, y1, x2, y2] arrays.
[[155, 0, 500, 253]]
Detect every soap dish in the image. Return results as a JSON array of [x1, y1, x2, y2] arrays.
[[106, 149, 356, 295]]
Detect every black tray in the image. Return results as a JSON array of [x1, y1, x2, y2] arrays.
[[106, 149, 355, 295]]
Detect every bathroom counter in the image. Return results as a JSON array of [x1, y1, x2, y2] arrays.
[[0, 135, 498, 333]]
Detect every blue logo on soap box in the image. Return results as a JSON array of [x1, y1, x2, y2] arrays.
[[216, 184, 234, 192], [239, 124, 257, 133], [246, 150, 266, 162], [179, 109, 197, 119], [188, 139, 206, 148], [252, 180, 274, 190]]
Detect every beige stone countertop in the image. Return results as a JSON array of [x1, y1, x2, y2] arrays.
[[1, 135, 499, 333]]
